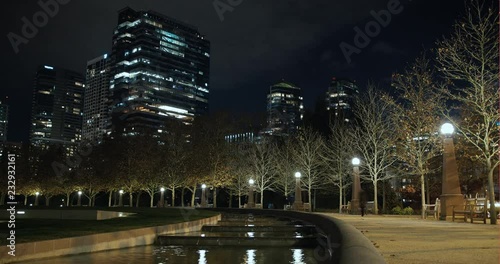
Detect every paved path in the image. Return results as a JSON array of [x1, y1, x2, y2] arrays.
[[321, 213, 500, 264]]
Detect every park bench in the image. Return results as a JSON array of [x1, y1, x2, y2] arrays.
[[340, 202, 351, 214], [423, 198, 440, 219], [452, 195, 487, 223]]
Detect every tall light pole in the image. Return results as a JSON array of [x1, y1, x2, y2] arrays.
[[439, 123, 464, 220], [248, 179, 255, 208], [201, 184, 207, 207], [118, 190, 124, 207], [77, 191, 82, 206], [35, 192, 40, 206], [293, 172, 303, 210], [351, 158, 361, 215], [159, 187, 165, 208]]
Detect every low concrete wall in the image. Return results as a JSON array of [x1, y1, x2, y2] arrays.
[[0, 214, 221, 264], [206, 208, 385, 264], [0, 210, 135, 220]]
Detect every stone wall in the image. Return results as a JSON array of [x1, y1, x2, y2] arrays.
[[0, 214, 221, 264]]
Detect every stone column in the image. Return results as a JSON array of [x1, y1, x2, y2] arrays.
[[351, 165, 361, 214], [440, 136, 464, 220]]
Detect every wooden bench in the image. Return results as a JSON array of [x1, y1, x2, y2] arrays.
[[423, 198, 440, 219], [340, 202, 351, 214], [452, 196, 487, 223]]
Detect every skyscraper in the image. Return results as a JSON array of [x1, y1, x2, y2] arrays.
[[109, 7, 210, 136], [30, 65, 85, 154], [325, 77, 359, 124], [266, 81, 304, 136], [83, 54, 111, 144], [0, 101, 8, 143]]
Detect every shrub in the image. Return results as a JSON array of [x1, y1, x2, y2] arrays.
[[391, 206, 403, 215], [402, 206, 414, 215]]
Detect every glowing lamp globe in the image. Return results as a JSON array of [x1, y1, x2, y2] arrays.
[[440, 123, 454, 135], [352, 158, 361, 166]]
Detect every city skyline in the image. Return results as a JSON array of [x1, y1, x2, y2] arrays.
[[1, 0, 465, 142]]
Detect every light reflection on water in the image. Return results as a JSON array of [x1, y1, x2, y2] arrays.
[[28, 245, 317, 264]]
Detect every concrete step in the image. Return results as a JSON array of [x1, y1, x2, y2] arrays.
[[201, 225, 317, 234]]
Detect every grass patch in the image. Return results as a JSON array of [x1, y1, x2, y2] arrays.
[[0, 207, 218, 244]]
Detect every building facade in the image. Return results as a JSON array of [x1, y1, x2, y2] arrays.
[[109, 7, 210, 136], [83, 54, 111, 144], [266, 81, 304, 136], [30, 65, 85, 154], [0, 101, 8, 143], [325, 77, 359, 124]]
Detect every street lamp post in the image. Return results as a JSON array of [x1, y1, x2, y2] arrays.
[[35, 192, 40, 206], [293, 172, 303, 210], [77, 191, 82, 206], [351, 158, 361, 215], [439, 123, 464, 220], [248, 179, 255, 208], [159, 187, 165, 208], [201, 184, 207, 207], [118, 190, 124, 207]]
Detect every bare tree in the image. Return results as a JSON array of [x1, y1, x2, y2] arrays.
[[227, 144, 252, 208], [391, 56, 443, 218], [352, 85, 399, 214], [291, 128, 326, 210], [324, 121, 354, 213], [436, 0, 499, 224], [247, 139, 276, 206], [273, 138, 297, 205]]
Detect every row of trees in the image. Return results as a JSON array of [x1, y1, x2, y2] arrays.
[[0, 0, 497, 223]]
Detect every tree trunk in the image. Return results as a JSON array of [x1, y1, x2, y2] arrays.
[[66, 193, 71, 207], [339, 184, 343, 213], [238, 190, 241, 208], [45, 196, 51, 206], [24, 195, 28, 206], [149, 192, 154, 208], [382, 181, 386, 213], [426, 176, 430, 207], [181, 188, 185, 207], [373, 181, 379, 214], [191, 185, 196, 207], [171, 187, 175, 207], [260, 190, 264, 206], [229, 192, 233, 208], [213, 187, 217, 208], [136, 192, 142, 207], [487, 169, 497, 224], [307, 185, 312, 212], [420, 173, 426, 219], [129, 193, 133, 207], [313, 189, 316, 212], [108, 191, 113, 207]]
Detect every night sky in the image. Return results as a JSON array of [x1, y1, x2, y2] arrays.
[[1, 0, 467, 142]]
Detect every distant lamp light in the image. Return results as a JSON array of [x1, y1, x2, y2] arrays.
[[294, 172, 301, 178], [440, 123, 454, 135], [78, 191, 82, 195], [201, 184, 207, 189], [352, 158, 361, 166], [35, 192, 40, 196], [160, 187, 165, 192], [249, 179, 255, 185], [119, 190, 124, 194]]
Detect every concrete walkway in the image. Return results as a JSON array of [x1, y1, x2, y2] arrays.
[[320, 213, 500, 264]]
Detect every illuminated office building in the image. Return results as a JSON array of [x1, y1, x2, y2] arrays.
[[325, 77, 359, 124], [30, 65, 85, 154], [83, 54, 111, 144], [266, 81, 304, 136], [109, 7, 210, 136]]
